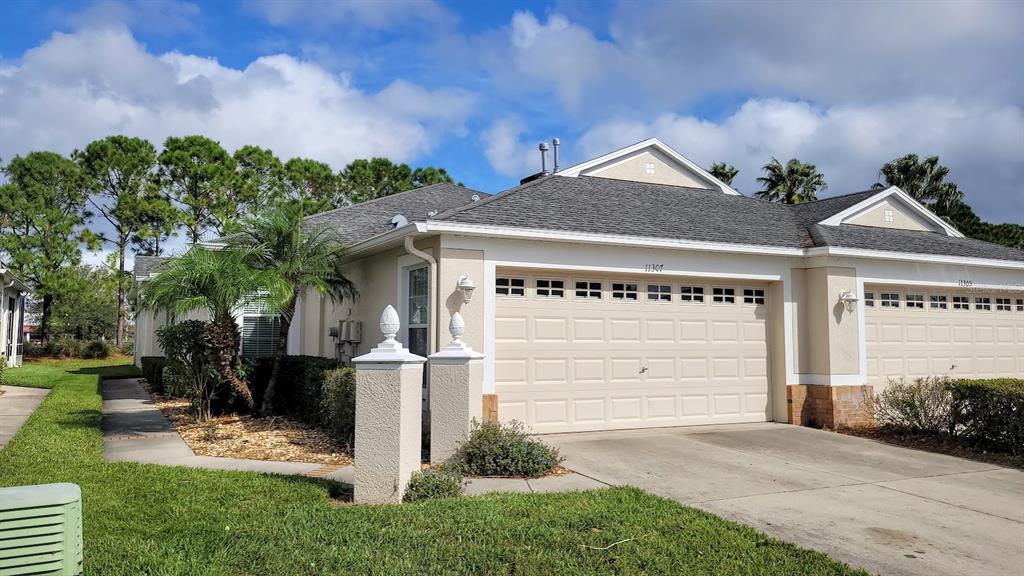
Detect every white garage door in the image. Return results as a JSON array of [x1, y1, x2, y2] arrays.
[[865, 285, 1024, 389], [494, 269, 771, 433]]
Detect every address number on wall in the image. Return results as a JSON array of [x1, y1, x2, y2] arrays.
[[644, 264, 665, 272]]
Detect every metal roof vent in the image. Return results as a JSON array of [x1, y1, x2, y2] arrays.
[[471, 194, 480, 202], [391, 215, 408, 228], [428, 209, 439, 217]]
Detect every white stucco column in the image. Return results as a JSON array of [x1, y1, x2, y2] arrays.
[[353, 305, 426, 504], [428, 312, 485, 465]]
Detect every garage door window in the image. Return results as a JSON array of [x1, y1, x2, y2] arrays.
[[953, 296, 969, 310], [536, 279, 564, 298], [611, 282, 637, 301], [864, 292, 875, 307], [906, 294, 924, 309], [680, 286, 704, 303], [929, 295, 948, 309], [996, 298, 1012, 312], [496, 277, 525, 297], [974, 297, 991, 311], [712, 287, 735, 304], [576, 281, 602, 299], [743, 288, 765, 305], [880, 292, 900, 308], [1017, 298, 1024, 312], [647, 284, 671, 302]]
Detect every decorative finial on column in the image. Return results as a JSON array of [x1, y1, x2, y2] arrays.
[[380, 305, 400, 343], [449, 312, 465, 343]]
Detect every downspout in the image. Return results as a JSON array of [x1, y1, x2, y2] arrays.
[[403, 235, 438, 354]]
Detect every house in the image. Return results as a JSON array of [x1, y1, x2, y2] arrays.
[[134, 138, 1024, 431], [0, 269, 31, 367]]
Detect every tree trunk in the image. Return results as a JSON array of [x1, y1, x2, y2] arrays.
[[260, 290, 297, 417], [202, 316, 253, 408], [115, 245, 125, 347], [40, 294, 53, 349]]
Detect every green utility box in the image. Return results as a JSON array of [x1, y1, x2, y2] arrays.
[[0, 483, 83, 576]]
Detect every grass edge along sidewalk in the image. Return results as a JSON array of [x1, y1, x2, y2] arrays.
[[0, 358, 867, 575]]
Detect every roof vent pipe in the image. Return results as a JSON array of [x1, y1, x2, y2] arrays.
[[538, 142, 549, 175], [552, 138, 560, 173]]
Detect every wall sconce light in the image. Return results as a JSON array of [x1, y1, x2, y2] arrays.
[[457, 275, 476, 303], [839, 290, 859, 312]]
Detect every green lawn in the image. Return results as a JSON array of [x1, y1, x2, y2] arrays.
[[0, 359, 865, 575]]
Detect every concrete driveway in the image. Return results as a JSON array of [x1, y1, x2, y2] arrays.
[[542, 423, 1024, 576]]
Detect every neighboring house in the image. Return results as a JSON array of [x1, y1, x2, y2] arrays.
[[134, 138, 1024, 431], [0, 269, 31, 367]]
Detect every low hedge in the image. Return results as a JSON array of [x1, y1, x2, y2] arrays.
[[140, 356, 167, 393], [455, 420, 563, 479], [950, 378, 1024, 455]]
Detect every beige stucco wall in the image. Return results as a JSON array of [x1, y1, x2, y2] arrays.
[[792, 266, 860, 376], [437, 245, 485, 353], [845, 198, 935, 232], [581, 149, 710, 188], [767, 280, 788, 422], [428, 357, 483, 463]]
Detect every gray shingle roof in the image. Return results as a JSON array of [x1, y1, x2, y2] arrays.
[[303, 183, 487, 246], [433, 176, 1024, 263], [133, 256, 170, 279]]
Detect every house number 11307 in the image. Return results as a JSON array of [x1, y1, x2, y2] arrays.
[[644, 264, 664, 272]]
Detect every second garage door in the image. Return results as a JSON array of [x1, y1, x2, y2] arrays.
[[494, 269, 772, 433]]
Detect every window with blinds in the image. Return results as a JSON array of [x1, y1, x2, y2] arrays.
[[241, 315, 280, 358]]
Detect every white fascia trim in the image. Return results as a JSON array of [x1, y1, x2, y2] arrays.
[[806, 245, 1024, 271], [818, 186, 964, 238], [793, 374, 866, 387], [343, 222, 427, 259], [423, 221, 804, 257], [555, 137, 742, 196]]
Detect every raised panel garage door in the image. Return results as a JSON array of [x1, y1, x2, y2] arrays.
[[865, 285, 1024, 389], [494, 269, 771, 433]]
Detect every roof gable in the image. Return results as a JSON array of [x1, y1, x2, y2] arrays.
[[556, 138, 741, 196], [817, 186, 963, 237]]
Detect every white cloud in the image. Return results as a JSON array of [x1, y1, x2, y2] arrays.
[[61, 0, 201, 36], [579, 98, 1024, 223], [481, 117, 540, 177], [248, 0, 452, 31], [0, 26, 475, 167]]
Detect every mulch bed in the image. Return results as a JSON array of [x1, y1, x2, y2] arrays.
[[148, 388, 351, 466], [838, 425, 1023, 470]]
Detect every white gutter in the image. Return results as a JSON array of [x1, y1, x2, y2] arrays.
[[403, 234, 439, 354], [804, 246, 1024, 271]]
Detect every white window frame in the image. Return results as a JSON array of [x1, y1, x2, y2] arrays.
[[496, 276, 525, 297], [864, 291, 875, 308], [712, 287, 735, 304], [680, 285, 705, 304], [975, 296, 992, 311], [644, 161, 655, 175], [646, 283, 671, 302], [575, 280, 603, 300], [611, 282, 638, 301], [952, 296, 970, 310], [743, 288, 765, 305], [1017, 298, 1024, 312], [883, 208, 895, 223], [880, 292, 900, 308], [995, 297, 1012, 312], [905, 294, 925, 309], [535, 278, 564, 299], [929, 295, 948, 310]]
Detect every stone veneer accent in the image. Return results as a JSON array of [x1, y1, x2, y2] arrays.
[[788, 384, 874, 429]]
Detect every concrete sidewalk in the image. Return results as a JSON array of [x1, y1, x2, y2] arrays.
[[0, 385, 49, 448]]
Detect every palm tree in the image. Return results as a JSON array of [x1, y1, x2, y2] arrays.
[[709, 162, 739, 186], [755, 158, 827, 204], [232, 203, 357, 416], [873, 154, 963, 212], [140, 245, 284, 408]]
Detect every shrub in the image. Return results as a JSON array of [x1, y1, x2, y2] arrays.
[[950, 379, 1024, 455], [320, 367, 356, 448], [119, 340, 135, 356], [247, 355, 339, 417], [51, 337, 83, 358], [871, 376, 953, 433], [23, 341, 45, 358], [140, 357, 167, 393], [455, 420, 563, 479], [404, 468, 463, 503], [158, 320, 218, 421], [81, 339, 113, 359]]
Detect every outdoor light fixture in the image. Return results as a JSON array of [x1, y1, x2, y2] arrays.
[[839, 290, 859, 312], [457, 275, 476, 303]]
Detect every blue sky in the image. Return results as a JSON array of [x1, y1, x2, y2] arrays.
[[1, 0, 1022, 253]]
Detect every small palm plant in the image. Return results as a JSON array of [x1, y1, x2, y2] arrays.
[[232, 203, 356, 416], [755, 157, 827, 204], [140, 245, 285, 408]]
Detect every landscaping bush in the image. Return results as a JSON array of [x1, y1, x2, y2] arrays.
[[404, 467, 464, 503], [455, 419, 563, 479], [247, 355, 340, 417], [950, 378, 1024, 455], [81, 339, 113, 359], [140, 356, 167, 393], [51, 337, 83, 358], [871, 376, 953, 433], [320, 367, 356, 448], [119, 340, 135, 356], [158, 320, 219, 421], [22, 341, 45, 358]]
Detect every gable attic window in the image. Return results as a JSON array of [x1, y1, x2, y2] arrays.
[[576, 281, 602, 299], [905, 294, 924, 309], [644, 162, 655, 175], [864, 292, 874, 307], [712, 287, 735, 304], [680, 286, 704, 303], [611, 282, 637, 301], [930, 295, 948, 309], [880, 292, 899, 308], [884, 208, 895, 223], [743, 288, 765, 305], [647, 284, 671, 302], [496, 277, 525, 297], [953, 296, 970, 310], [996, 297, 1012, 311], [975, 297, 991, 311], [536, 279, 564, 298]]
